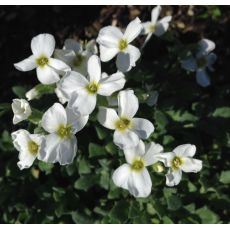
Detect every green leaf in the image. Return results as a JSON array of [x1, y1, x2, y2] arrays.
[[74, 175, 98, 191], [220, 170, 230, 184], [95, 126, 107, 140], [88, 143, 107, 158], [78, 158, 91, 174], [195, 206, 219, 224], [28, 108, 43, 124], [12, 86, 28, 98], [212, 107, 230, 118], [109, 201, 129, 223], [38, 161, 54, 174]]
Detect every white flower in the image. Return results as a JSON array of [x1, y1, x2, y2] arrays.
[[40, 103, 88, 165], [58, 55, 126, 115], [26, 88, 39, 101], [55, 84, 68, 104], [11, 129, 45, 170], [12, 99, 32, 124], [159, 144, 202, 187], [181, 38, 217, 87], [97, 17, 143, 72], [14, 33, 71, 85], [142, 6, 172, 46], [54, 39, 98, 75], [98, 89, 154, 149], [112, 140, 163, 198]]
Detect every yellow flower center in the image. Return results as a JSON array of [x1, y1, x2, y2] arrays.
[[197, 56, 207, 68], [115, 117, 132, 131], [131, 159, 144, 171], [57, 124, 72, 139], [118, 39, 128, 51], [171, 156, 183, 170], [36, 55, 49, 67], [73, 54, 84, 67], [85, 81, 99, 95], [28, 141, 39, 155], [148, 24, 156, 33]]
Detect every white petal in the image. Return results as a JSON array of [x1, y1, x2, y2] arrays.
[[112, 163, 131, 190], [118, 89, 139, 119], [166, 168, 182, 187], [58, 136, 77, 165], [181, 57, 197, 72], [36, 66, 60, 85], [11, 129, 30, 152], [116, 52, 131, 72], [14, 55, 36, 71], [173, 144, 196, 157], [141, 33, 153, 49], [58, 71, 89, 100], [97, 107, 119, 130], [55, 87, 68, 104], [64, 39, 81, 53], [155, 16, 172, 36], [98, 72, 126, 96], [38, 133, 61, 163], [207, 53, 217, 71], [113, 129, 139, 149], [65, 107, 89, 134], [123, 17, 142, 43], [124, 140, 145, 164], [17, 150, 36, 170], [87, 55, 101, 83], [126, 45, 141, 68], [131, 118, 154, 139], [99, 45, 119, 62], [85, 39, 98, 54], [97, 26, 123, 48], [68, 91, 97, 116], [158, 152, 175, 167], [54, 49, 76, 66], [128, 168, 152, 198], [143, 142, 164, 166], [48, 58, 71, 74], [198, 38, 215, 55], [142, 22, 152, 35], [151, 5, 161, 24], [196, 69, 210, 87], [41, 103, 67, 133], [181, 158, 202, 173], [31, 33, 55, 57]]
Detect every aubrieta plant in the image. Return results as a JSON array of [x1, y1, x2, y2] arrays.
[[11, 5, 214, 199]]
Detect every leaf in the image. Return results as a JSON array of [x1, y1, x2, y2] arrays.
[[95, 126, 107, 140], [78, 158, 91, 174], [212, 107, 230, 118], [88, 143, 107, 158], [38, 161, 54, 174], [74, 175, 98, 191], [220, 170, 230, 184], [195, 206, 219, 224], [109, 201, 129, 223], [12, 86, 28, 98], [28, 108, 43, 124]]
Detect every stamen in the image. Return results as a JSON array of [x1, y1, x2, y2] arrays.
[[131, 159, 144, 171], [115, 117, 131, 131], [118, 39, 128, 51], [36, 55, 49, 67], [85, 81, 99, 95], [171, 156, 183, 170], [57, 124, 72, 139], [28, 141, 39, 155]]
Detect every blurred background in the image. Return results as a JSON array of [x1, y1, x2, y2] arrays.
[[0, 6, 230, 223]]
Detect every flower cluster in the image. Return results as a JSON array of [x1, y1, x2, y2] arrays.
[[12, 6, 204, 198]]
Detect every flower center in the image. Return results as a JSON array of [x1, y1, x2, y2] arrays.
[[73, 54, 84, 67], [57, 124, 72, 139], [28, 141, 39, 155], [85, 81, 99, 95], [171, 156, 183, 170], [36, 55, 49, 67], [148, 24, 156, 33], [131, 159, 144, 171], [115, 117, 131, 131], [197, 56, 207, 68], [118, 39, 128, 51]]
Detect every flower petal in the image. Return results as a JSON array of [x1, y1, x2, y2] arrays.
[[128, 168, 152, 198], [48, 58, 71, 74], [14, 55, 36, 71], [113, 129, 139, 149], [36, 66, 60, 85], [141, 22, 152, 35], [198, 38, 215, 55], [85, 39, 98, 54], [116, 52, 131, 72], [97, 26, 123, 48], [31, 33, 55, 57], [54, 49, 75, 66], [131, 118, 154, 139], [41, 103, 67, 133], [124, 140, 145, 164], [143, 142, 163, 166], [181, 158, 202, 173], [64, 39, 81, 53], [151, 5, 161, 24], [99, 45, 119, 62], [98, 72, 126, 96], [97, 107, 119, 130], [118, 89, 139, 119], [123, 17, 142, 43], [173, 144, 196, 157], [126, 45, 141, 68], [155, 16, 172, 36], [207, 53, 217, 71], [112, 163, 131, 190], [11, 129, 30, 152], [17, 150, 36, 170], [196, 69, 210, 87], [181, 57, 197, 72], [87, 55, 101, 83], [166, 168, 182, 187], [158, 152, 175, 167], [68, 91, 97, 116]]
